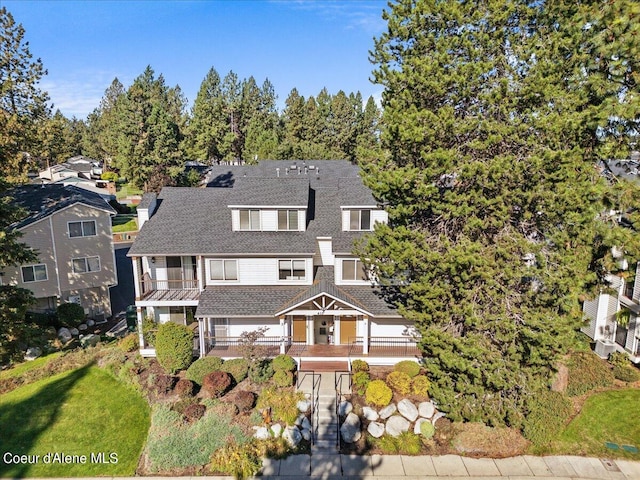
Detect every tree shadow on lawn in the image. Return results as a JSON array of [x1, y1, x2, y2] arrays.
[[0, 363, 92, 478]]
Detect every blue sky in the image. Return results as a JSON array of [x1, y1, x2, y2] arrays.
[[4, 0, 389, 120]]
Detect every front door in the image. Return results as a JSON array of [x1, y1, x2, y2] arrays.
[[292, 316, 306, 342], [314, 315, 333, 344], [340, 316, 357, 344]]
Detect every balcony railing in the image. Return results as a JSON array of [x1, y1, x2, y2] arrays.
[[140, 272, 199, 301], [348, 336, 421, 357], [204, 335, 285, 357]]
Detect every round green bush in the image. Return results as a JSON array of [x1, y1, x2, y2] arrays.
[[186, 357, 225, 385], [420, 421, 435, 439], [352, 371, 371, 395], [155, 322, 194, 374], [394, 360, 420, 378], [351, 359, 369, 373], [273, 369, 294, 387], [57, 302, 85, 327], [387, 371, 412, 395], [365, 379, 393, 407], [412, 375, 430, 397], [221, 358, 249, 384], [272, 354, 297, 372], [249, 359, 274, 384], [612, 365, 640, 383]]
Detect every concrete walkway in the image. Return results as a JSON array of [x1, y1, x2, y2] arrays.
[[259, 453, 640, 479]]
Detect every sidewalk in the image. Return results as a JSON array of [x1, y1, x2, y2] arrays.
[[258, 453, 640, 479]]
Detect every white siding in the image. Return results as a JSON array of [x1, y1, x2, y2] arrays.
[[341, 210, 350, 231], [634, 266, 640, 301], [231, 209, 240, 231], [372, 209, 388, 225], [205, 257, 313, 285], [228, 318, 281, 337], [261, 210, 278, 231], [370, 318, 415, 337], [582, 298, 599, 339], [298, 210, 307, 231], [315, 238, 334, 266]]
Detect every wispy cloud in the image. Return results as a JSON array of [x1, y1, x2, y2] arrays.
[[40, 70, 132, 119]]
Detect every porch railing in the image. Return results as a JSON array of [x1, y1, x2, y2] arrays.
[[347, 336, 420, 357], [203, 335, 306, 357], [140, 272, 199, 298]]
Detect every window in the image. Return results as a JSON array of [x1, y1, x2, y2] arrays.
[[342, 259, 368, 281], [68, 220, 97, 237], [239, 209, 261, 230], [278, 210, 299, 230], [209, 318, 229, 339], [72, 256, 101, 273], [349, 210, 371, 230], [210, 260, 238, 281], [21, 264, 47, 283], [279, 259, 306, 280]]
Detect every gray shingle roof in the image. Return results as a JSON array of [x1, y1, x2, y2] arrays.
[[129, 160, 379, 256], [9, 184, 116, 230]]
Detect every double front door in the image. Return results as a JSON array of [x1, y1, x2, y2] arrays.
[[291, 315, 357, 345]]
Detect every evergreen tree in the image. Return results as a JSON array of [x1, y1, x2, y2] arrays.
[[360, 0, 640, 426], [355, 95, 382, 163]]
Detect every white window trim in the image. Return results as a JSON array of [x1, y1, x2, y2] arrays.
[[72, 256, 101, 274], [21, 263, 48, 283], [209, 259, 239, 281], [341, 258, 368, 282], [348, 209, 372, 231], [239, 209, 261, 231], [278, 210, 299, 231], [68, 220, 97, 238], [278, 259, 307, 281]]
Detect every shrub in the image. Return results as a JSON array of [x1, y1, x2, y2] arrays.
[[612, 365, 640, 383], [412, 375, 430, 397], [386, 371, 412, 395], [174, 378, 194, 398], [394, 360, 420, 378], [272, 354, 297, 372], [566, 352, 615, 396], [231, 390, 256, 412], [351, 359, 369, 373], [273, 369, 294, 387], [609, 351, 630, 368], [141, 316, 157, 347], [146, 404, 250, 472], [365, 379, 393, 407], [249, 359, 274, 384], [118, 333, 139, 352], [171, 397, 197, 415], [221, 358, 249, 384], [352, 371, 370, 395], [420, 421, 435, 439], [154, 374, 175, 394], [522, 390, 572, 446], [186, 357, 224, 385], [202, 370, 232, 398], [210, 441, 262, 479], [257, 387, 305, 425], [374, 432, 422, 455], [57, 302, 85, 327], [101, 171, 119, 182], [183, 403, 206, 422], [155, 322, 194, 374]]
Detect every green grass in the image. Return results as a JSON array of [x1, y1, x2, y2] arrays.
[[115, 183, 143, 200], [112, 215, 138, 233], [551, 389, 640, 458], [0, 353, 63, 380], [0, 364, 150, 477]]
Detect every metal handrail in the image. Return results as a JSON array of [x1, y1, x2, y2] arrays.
[[334, 370, 352, 450], [296, 370, 320, 445]]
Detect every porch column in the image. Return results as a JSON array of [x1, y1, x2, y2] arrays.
[[362, 315, 369, 355], [279, 315, 286, 354], [334, 314, 341, 345], [197, 256, 204, 292], [306, 315, 314, 345], [198, 318, 206, 358], [132, 257, 141, 300]]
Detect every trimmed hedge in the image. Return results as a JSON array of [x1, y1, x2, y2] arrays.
[[365, 379, 393, 407], [155, 322, 194, 374], [351, 359, 369, 373], [394, 360, 420, 378], [387, 371, 412, 395], [221, 358, 249, 384], [186, 357, 225, 385], [272, 354, 296, 372], [412, 375, 430, 397]]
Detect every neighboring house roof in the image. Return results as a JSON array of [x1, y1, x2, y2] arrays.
[[129, 160, 378, 256], [9, 184, 116, 230]]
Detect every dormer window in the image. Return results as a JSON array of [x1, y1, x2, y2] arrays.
[[278, 210, 299, 231], [349, 209, 371, 231], [279, 259, 306, 280], [239, 209, 260, 231], [342, 259, 368, 281]]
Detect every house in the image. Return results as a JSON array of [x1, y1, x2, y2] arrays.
[[2, 185, 118, 319], [128, 160, 420, 364]]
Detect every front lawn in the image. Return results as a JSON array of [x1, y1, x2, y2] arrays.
[[112, 215, 138, 233], [0, 353, 63, 381], [552, 389, 640, 458], [0, 364, 150, 477]]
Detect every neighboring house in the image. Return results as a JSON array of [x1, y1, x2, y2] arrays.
[[128, 160, 420, 364], [39, 156, 103, 182], [2, 185, 118, 319]]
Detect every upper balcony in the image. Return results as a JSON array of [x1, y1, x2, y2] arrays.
[[139, 272, 200, 302]]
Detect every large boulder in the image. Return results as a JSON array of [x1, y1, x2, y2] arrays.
[[418, 401, 436, 419], [338, 400, 353, 416], [283, 426, 303, 447], [271, 424, 283, 438], [367, 421, 385, 438], [86, 319, 95, 327], [297, 399, 311, 413], [398, 399, 419, 422], [301, 416, 312, 431], [385, 415, 410, 437], [379, 403, 397, 419], [432, 411, 446, 425], [340, 412, 361, 443], [79, 334, 100, 348], [253, 426, 270, 440], [362, 406, 379, 421], [301, 428, 312, 441], [78, 323, 88, 331], [24, 347, 42, 361], [69, 327, 80, 337], [57, 327, 72, 342]]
